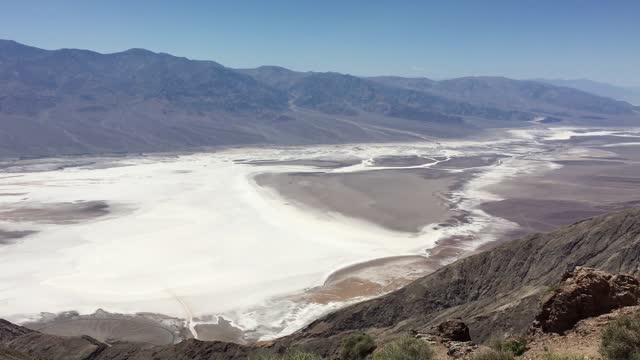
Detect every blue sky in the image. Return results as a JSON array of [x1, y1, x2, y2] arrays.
[[1, 0, 639, 86]]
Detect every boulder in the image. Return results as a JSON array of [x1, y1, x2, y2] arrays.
[[437, 319, 471, 342], [534, 267, 640, 334]]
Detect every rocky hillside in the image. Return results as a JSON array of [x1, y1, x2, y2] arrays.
[[286, 209, 640, 347], [1, 39, 638, 158], [1, 209, 640, 359]]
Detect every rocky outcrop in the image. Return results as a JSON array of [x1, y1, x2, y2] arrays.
[[534, 267, 640, 334], [525, 305, 640, 358], [438, 319, 471, 342], [416, 332, 477, 359]]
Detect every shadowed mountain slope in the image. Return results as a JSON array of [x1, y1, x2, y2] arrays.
[[285, 208, 640, 351]]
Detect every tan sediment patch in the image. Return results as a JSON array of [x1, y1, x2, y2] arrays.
[[255, 169, 456, 233], [308, 257, 431, 303], [307, 278, 388, 304], [284, 237, 477, 330], [308, 232, 484, 305]]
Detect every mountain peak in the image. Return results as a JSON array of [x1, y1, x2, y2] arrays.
[[120, 47, 158, 56]]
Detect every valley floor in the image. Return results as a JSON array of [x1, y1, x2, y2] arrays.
[[0, 126, 639, 345]]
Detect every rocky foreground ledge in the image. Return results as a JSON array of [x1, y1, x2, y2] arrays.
[[2, 209, 640, 359]]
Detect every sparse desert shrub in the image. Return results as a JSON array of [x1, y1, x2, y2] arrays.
[[372, 336, 433, 360], [472, 349, 514, 360], [252, 350, 325, 360], [283, 352, 325, 360], [340, 332, 376, 360], [489, 337, 528, 356], [601, 312, 640, 360], [542, 351, 586, 360]]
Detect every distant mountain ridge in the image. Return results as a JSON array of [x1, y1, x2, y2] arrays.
[[0, 39, 638, 158], [533, 78, 640, 106]]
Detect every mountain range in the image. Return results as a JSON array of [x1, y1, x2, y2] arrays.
[[0, 39, 639, 158]]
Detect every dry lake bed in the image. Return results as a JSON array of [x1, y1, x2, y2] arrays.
[[1, 126, 640, 344]]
